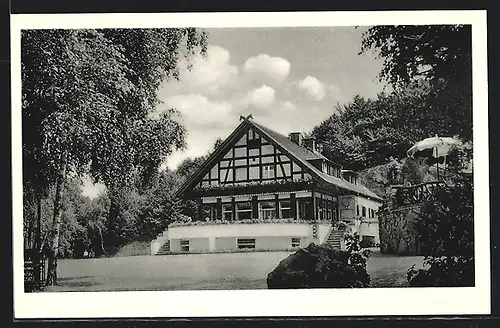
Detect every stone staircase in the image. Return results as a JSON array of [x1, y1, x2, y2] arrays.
[[323, 229, 344, 249], [155, 240, 171, 255]]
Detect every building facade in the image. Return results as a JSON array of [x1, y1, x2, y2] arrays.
[[151, 116, 383, 254]]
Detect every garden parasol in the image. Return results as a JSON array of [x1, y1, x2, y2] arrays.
[[407, 135, 462, 180]]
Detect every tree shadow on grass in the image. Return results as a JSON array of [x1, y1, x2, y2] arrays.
[[46, 276, 102, 290]]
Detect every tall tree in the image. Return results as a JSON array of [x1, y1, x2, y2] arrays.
[[312, 83, 438, 171], [360, 25, 472, 141], [22, 28, 207, 285]]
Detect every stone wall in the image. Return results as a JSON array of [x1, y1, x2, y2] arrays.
[[378, 204, 423, 255]]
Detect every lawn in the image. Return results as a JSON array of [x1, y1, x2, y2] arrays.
[[43, 250, 424, 292]]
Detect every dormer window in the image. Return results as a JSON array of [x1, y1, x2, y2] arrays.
[[342, 170, 358, 184]]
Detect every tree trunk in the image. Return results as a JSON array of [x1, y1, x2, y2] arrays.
[[46, 151, 68, 286], [27, 203, 34, 249], [98, 228, 105, 257], [34, 195, 42, 287], [36, 196, 42, 251]]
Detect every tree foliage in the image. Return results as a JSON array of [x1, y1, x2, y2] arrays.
[[313, 25, 472, 172], [407, 173, 474, 286], [22, 28, 207, 284], [360, 25, 472, 141], [312, 83, 447, 171]]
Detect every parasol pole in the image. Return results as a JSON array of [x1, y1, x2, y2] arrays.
[[435, 146, 439, 181]]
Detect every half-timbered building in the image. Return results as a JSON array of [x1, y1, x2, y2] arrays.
[[151, 115, 383, 254]]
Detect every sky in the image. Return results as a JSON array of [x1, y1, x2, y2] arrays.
[[82, 26, 387, 198]]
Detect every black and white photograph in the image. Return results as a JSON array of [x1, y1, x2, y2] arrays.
[[11, 11, 489, 318]]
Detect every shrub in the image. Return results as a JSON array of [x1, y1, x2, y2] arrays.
[[407, 172, 474, 287], [359, 237, 376, 249], [267, 233, 371, 289], [114, 241, 150, 257], [335, 221, 348, 231]]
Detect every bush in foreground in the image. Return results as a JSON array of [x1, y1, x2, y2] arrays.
[[407, 149, 474, 287], [267, 237, 371, 289]]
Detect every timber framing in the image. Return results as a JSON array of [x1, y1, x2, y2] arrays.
[[175, 115, 383, 202]]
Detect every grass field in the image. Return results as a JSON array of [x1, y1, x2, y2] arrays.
[[44, 250, 424, 292]]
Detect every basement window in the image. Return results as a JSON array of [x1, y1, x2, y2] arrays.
[[237, 238, 256, 249], [180, 240, 189, 252]]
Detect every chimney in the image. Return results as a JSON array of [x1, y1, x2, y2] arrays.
[[289, 132, 302, 146], [316, 142, 324, 154], [302, 137, 316, 152]]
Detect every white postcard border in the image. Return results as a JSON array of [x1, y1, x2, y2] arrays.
[[11, 10, 490, 318]]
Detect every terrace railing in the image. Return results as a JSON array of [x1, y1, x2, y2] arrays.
[[390, 181, 448, 207]]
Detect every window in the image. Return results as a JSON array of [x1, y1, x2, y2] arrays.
[[292, 237, 300, 248], [203, 204, 217, 221], [326, 203, 332, 220], [356, 205, 360, 216], [362, 206, 366, 217], [180, 240, 189, 252], [236, 202, 252, 220], [263, 165, 275, 178], [280, 200, 292, 219], [298, 199, 313, 220], [222, 204, 233, 221], [318, 200, 325, 220], [259, 201, 276, 219], [238, 238, 255, 249]]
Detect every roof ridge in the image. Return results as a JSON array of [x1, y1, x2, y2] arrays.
[[248, 120, 382, 201]]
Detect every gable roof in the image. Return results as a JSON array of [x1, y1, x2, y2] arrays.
[[248, 120, 382, 201], [250, 121, 329, 162], [176, 116, 383, 202]]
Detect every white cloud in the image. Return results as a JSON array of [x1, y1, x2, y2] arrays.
[[174, 45, 239, 94], [297, 76, 326, 101], [244, 85, 276, 109], [282, 100, 296, 111], [162, 93, 237, 170], [165, 125, 235, 170], [166, 93, 233, 125], [243, 54, 291, 85], [328, 84, 342, 101]]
